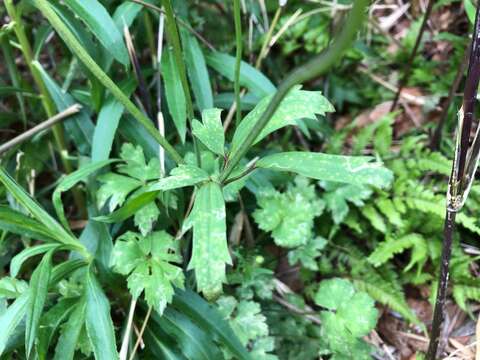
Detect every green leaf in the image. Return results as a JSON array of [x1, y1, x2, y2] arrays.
[[187, 182, 231, 298], [216, 296, 270, 349], [37, 297, 78, 360], [180, 28, 213, 111], [253, 177, 324, 248], [53, 160, 116, 229], [152, 308, 222, 360], [192, 108, 225, 156], [465, 0, 476, 24], [288, 237, 326, 271], [117, 143, 160, 182], [85, 268, 118, 360], [172, 289, 252, 360], [337, 292, 377, 337], [97, 173, 143, 211], [0, 205, 56, 242], [0, 292, 29, 356], [111, 231, 184, 314], [314, 278, 355, 310], [95, 191, 159, 224], [0, 168, 82, 249], [163, 46, 187, 142], [50, 259, 88, 285], [33, 61, 94, 154], [25, 251, 53, 358], [54, 298, 86, 360], [256, 152, 393, 188], [113, 2, 142, 30], [0, 277, 28, 299], [92, 81, 136, 162], [10, 243, 60, 278], [206, 52, 275, 97], [230, 88, 334, 154], [134, 201, 160, 236], [321, 182, 372, 224], [148, 165, 210, 192], [63, 0, 129, 65]]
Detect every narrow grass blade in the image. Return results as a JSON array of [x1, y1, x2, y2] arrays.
[[0, 292, 29, 356], [10, 243, 61, 278]]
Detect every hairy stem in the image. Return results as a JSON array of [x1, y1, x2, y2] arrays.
[[33, 0, 184, 165], [233, 0, 243, 125], [390, 0, 435, 111], [219, 0, 370, 183]]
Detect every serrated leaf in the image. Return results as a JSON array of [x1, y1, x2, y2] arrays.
[[163, 47, 187, 142], [230, 88, 334, 154], [187, 182, 231, 298], [134, 201, 160, 236], [111, 231, 184, 314], [63, 0, 129, 65], [97, 173, 143, 211], [314, 278, 355, 310], [53, 298, 86, 360], [288, 237, 326, 270], [253, 178, 323, 248], [257, 152, 393, 189], [25, 251, 53, 358], [148, 165, 210, 192], [117, 143, 160, 181], [85, 268, 118, 360], [206, 52, 275, 98], [192, 108, 225, 156], [321, 182, 373, 224]]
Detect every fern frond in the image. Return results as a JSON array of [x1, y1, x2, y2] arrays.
[[352, 270, 421, 325], [453, 284, 480, 312]]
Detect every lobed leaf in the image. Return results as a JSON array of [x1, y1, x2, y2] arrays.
[[192, 108, 225, 156]]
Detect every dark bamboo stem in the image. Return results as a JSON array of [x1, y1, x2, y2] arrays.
[[425, 210, 456, 359], [390, 0, 435, 112], [426, 3, 480, 358]]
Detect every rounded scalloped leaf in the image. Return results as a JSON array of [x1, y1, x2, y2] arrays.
[[314, 278, 355, 310]]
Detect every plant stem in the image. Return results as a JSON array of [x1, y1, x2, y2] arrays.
[[390, 0, 435, 111], [426, 4, 480, 358], [233, 0, 242, 125], [33, 0, 184, 165], [5, 0, 85, 216], [425, 210, 456, 359], [0, 105, 81, 155], [219, 0, 370, 183]]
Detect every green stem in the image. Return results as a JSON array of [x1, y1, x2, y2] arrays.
[[219, 0, 370, 183], [161, 0, 201, 166], [233, 0, 242, 125], [5, 0, 86, 217], [33, 0, 184, 165]]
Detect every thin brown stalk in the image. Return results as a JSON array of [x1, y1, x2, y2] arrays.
[[0, 104, 81, 155], [390, 0, 435, 111], [128, 306, 152, 360]]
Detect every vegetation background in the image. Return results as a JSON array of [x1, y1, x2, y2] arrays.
[[1, 0, 480, 359]]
